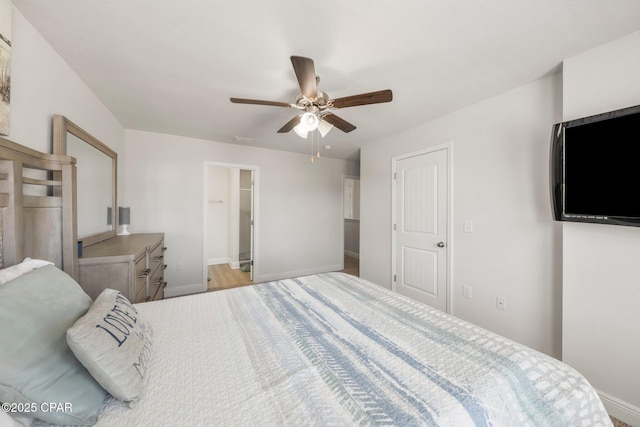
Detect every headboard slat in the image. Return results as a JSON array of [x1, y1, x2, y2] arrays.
[[23, 177, 63, 187], [0, 136, 77, 279], [23, 196, 62, 208]]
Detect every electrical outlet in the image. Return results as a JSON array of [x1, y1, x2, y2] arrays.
[[496, 296, 506, 311], [463, 286, 472, 299]]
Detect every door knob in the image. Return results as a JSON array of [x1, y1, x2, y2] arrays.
[[437, 242, 445, 248]]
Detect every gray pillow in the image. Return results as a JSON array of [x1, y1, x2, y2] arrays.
[[67, 289, 152, 405], [0, 265, 108, 426]]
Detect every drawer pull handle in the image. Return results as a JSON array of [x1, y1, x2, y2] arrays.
[[153, 256, 164, 262], [137, 268, 151, 278]]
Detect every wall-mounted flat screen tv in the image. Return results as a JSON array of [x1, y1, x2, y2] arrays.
[[550, 104, 640, 227]]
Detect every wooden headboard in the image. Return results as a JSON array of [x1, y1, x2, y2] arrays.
[[0, 136, 77, 279]]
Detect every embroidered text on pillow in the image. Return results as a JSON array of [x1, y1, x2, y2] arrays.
[[133, 328, 152, 379], [95, 293, 140, 347]]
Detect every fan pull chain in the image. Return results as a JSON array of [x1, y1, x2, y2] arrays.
[[310, 129, 321, 164], [310, 130, 315, 163]]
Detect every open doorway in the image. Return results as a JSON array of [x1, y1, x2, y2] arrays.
[[343, 175, 360, 277], [203, 162, 258, 291], [238, 170, 252, 273]]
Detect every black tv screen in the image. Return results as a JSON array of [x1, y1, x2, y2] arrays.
[[550, 104, 640, 227]]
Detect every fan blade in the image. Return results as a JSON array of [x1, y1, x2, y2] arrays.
[[230, 98, 292, 108], [277, 115, 302, 133], [290, 56, 317, 99], [323, 114, 356, 133], [331, 89, 393, 109]]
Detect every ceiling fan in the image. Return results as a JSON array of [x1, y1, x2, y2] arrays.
[[230, 56, 393, 138]]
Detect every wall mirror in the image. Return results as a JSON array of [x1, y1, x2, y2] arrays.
[[53, 115, 117, 247]]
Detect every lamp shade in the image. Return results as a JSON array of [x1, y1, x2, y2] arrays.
[[118, 207, 131, 226], [317, 119, 333, 138], [299, 112, 319, 131], [293, 123, 309, 139]]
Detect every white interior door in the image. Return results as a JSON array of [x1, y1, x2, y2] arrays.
[[393, 147, 449, 312]]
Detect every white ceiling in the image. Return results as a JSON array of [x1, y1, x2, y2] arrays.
[[13, 0, 640, 160]]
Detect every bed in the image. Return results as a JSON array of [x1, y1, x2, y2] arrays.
[[0, 137, 613, 426]]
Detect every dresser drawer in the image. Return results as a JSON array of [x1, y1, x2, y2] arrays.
[[148, 239, 166, 301], [149, 240, 165, 275], [150, 275, 166, 301], [133, 254, 149, 303]]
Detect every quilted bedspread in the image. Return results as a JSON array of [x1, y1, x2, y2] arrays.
[[57, 273, 613, 426]]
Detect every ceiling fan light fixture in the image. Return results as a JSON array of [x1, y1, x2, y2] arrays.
[[231, 56, 392, 139], [317, 119, 333, 138], [299, 112, 319, 132], [293, 121, 309, 139]]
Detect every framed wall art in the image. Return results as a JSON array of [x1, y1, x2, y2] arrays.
[[0, 0, 12, 136]]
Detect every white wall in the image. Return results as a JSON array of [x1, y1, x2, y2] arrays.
[[206, 166, 231, 264], [361, 73, 563, 357], [9, 8, 124, 194], [562, 31, 640, 425], [124, 129, 358, 295]]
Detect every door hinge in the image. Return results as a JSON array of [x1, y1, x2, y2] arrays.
[[393, 172, 397, 180], [393, 223, 396, 231], [393, 274, 396, 282]]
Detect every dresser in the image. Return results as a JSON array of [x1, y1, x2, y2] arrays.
[[78, 233, 166, 303]]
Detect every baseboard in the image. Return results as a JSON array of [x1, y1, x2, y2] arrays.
[[164, 283, 204, 298], [598, 389, 640, 426], [208, 257, 231, 266], [344, 250, 359, 259], [255, 264, 343, 283]]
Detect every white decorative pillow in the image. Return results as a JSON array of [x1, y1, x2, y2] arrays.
[[0, 258, 54, 285], [67, 289, 153, 405]]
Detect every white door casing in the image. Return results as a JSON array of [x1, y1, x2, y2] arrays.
[[392, 145, 450, 313]]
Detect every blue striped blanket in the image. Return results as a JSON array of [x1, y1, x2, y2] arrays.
[[79, 272, 612, 426]]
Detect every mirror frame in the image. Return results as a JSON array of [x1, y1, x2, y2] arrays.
[[52, 115, 117, 247]]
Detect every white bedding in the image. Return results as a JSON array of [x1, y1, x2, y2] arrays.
[[36, 272, 612, 426]]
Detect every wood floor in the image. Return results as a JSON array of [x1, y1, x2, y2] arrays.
[[207, 263, 253, 292], [342, 255, 359, 277], [611, 416, 632, 427], [207, 255, 359, 292]]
